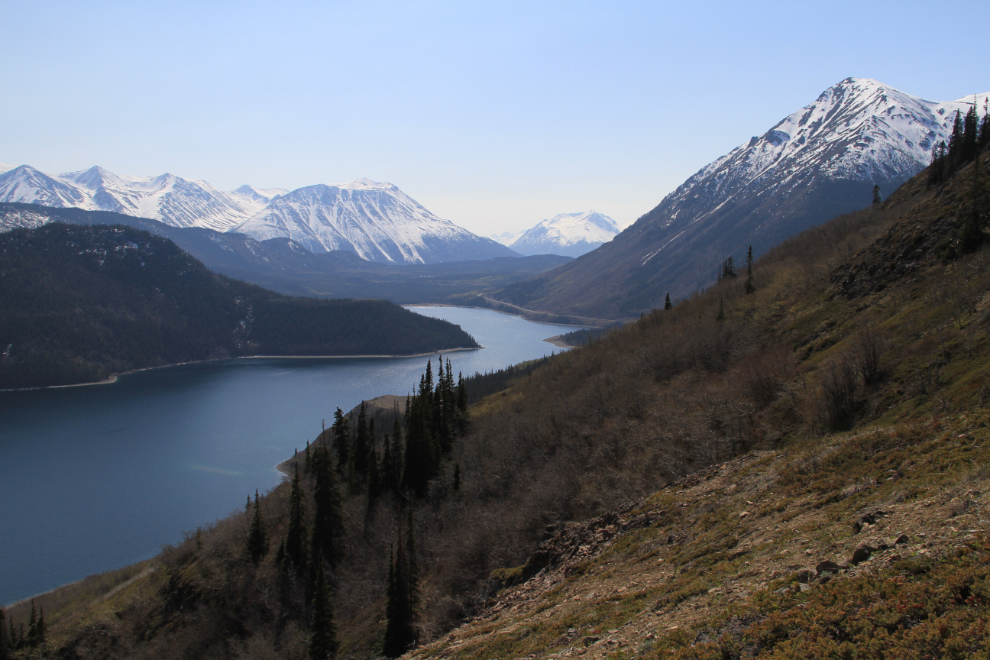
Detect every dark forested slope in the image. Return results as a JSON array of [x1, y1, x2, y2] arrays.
[[0, 223, 478, 388]]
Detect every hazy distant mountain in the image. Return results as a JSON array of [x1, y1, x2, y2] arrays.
[[0, 167, 517, 264], [491, 78, 990, 319], [232, 178, 518, 264], [490, 229, 525, 246], [509, 211, 620, 257]]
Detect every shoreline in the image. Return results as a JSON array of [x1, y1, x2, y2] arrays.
[[542, 335, 575, 348], [404, 302, 603, 329], [0, 346, 481, 393]]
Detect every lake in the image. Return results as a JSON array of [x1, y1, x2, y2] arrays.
[[0, 306, 585, 605]]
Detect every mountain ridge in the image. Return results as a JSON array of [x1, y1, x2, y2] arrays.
[[0, 167, 516, 264], [508, 210, 620, 257], [489, 78, 990, 319]]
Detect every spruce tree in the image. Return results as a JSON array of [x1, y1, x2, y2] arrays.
[[455, 372, 468, 436], [980, 99, 990, 150], [0, 607, 8, 660], [26, 602, 36, 647], [382, 511, 419, 657], [331, 407, 350, 470], [949, 110, 964, 173], [368, 438, 382, 502], [391, 413, 405, 489], [308, 555, 338, 660], [744, 245, 755, 295], [353, 402, 370, 480], [664, 293, 672, 310], [311, 444, 344, 568], [452, 463, 461, 492], [962, 103, 979, 163], [872, 184, 881, 206], [34, 608, 44, 648], [247, 490, 268, 564], [285, 464, 308, 573]]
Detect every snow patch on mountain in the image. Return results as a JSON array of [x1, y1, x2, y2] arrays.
[[509, 211, 620, 257], [232, 180, 516, 264]]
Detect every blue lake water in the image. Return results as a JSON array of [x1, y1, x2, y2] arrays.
[[0, 306, 584, 605]]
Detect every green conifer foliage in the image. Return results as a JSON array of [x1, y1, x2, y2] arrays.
[[872, 184, 882, 205], [308, 556, 338, 660], [285, 464, 308, 573], [0, 607, 8, 660], [311, 443, 344, 568], [353, 402, 370, 479], [331, 408, 350, 470], [247, 489, 268, 564], [382, 512, 419, 657]]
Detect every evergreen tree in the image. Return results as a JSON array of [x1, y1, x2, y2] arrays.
[[247, 489, 268, 564], [962, 103, 980, 163], [311, 444, 344, 568], [305, 440, 312, 472], [26, 602, 36, 647], [980, 99, 990, 150], [382, 512, 419, 657], [403, 363, 440, 497], [331, 407, 350, 470], [664, 293, 672, 310], [0, 607, 8, 660], [308, 555, 338, 660], [367, 437, 382, 502], [34, 608, 44, 648], [948, 110, 964, 172], [455, 372, 469, 436], [391, 413, 405, 489], [452, 462, 461, 492], [716, 297, 725, 322], [744, 245, 755, 295], [8, 612, 17, 652], [285, 464, 308, 573], [928, 142, 944, 186], [872, 184, 882, 206], [353, 402, 370, 480]]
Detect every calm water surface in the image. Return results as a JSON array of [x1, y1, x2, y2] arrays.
[[0, 306, 584, 604]]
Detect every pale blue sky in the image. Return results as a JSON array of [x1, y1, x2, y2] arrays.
[[2, 0, 987, 234]]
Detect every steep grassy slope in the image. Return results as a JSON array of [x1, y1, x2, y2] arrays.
[[4, 151, 989, 659], [0, 223, 478, 388]]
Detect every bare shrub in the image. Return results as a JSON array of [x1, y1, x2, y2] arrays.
[[738, 345, 795, 407], [818, 354, 859, 430], [853, 325, 887, 385]]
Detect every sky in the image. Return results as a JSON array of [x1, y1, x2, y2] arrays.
[[2, 0, 988, 235]]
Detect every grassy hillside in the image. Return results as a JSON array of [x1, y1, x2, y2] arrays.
[[0, 223, 478, 388], [3, 149, 989, 659]]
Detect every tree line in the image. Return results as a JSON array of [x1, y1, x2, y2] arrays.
[[242, 357, 469, 658]]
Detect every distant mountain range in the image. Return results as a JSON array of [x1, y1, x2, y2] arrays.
[[497, 211, 620, 258], [0, 164, 516, 264], [0, 202, 570, 304], [490, 78, 990, 319]]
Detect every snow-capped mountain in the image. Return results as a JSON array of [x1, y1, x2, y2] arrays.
[[0, 167, 517, 264], [491, 78, 990, 319], [490, 229, 525, 246], [233, 179, 517, 264], [0, 165, 254, 231], [509, 211, 620, 257]]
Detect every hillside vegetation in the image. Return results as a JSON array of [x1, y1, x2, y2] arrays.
[[3, 141, 990, 659], [0, 223, 478, 389]]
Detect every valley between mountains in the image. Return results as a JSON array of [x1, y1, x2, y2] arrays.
[[4, 104, 990, 660]]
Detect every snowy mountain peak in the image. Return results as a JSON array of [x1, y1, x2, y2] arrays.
[[509, 210, 620, 257], [336, 178, 398, 191]]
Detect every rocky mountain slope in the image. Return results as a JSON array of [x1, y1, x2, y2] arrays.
[[490, 78, 989, 320], [508, 211, 620, 258], [0, 167, 516, 264]]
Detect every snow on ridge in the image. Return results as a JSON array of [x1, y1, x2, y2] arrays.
[[509, 210, 620, 257]]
